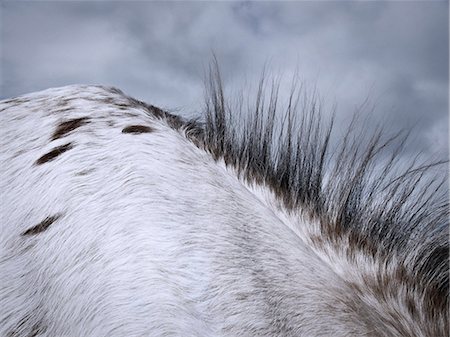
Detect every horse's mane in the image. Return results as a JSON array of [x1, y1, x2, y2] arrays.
[[111, 64, 448, 324]]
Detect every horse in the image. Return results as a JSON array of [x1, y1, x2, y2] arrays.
[[0, 70, 448, 336]]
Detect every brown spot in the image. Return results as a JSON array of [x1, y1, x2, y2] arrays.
[[6, 316, 47, 337], [148, 104, 165, 118], [122, 125, 154, 134], [35, 143, 73, 165], [21, 214, 61, 236], [52, 117, 89, 140], [405, 296, 418, 316]]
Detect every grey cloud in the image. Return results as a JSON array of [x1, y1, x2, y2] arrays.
[[1, 1, 448, 157]]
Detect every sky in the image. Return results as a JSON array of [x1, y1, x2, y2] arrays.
[[1, 1, 449, 159]]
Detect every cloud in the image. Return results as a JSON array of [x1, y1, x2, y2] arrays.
[[1, 1, 448, 157]]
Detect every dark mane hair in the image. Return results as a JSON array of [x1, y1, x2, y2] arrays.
[[122, 63, 448, 328], [202, 65, 449, 324]]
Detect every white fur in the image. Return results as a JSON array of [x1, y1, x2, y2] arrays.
[[0, 85, 435, 336]]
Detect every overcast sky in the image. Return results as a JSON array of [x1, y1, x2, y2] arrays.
[[1, 1, 448, 158]]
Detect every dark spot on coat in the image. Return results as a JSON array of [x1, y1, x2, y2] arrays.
[[35, 143, 73, 165], [6, 315, 47, 337], [122, 125, 154, 134], [52, 117, 90, 140], [21, 214, 61, 236]]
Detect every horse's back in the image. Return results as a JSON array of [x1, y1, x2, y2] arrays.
[[2, 85, 447, 337], [1, 85, 369, 336]]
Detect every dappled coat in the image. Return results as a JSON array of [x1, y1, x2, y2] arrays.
[[0, 80, 448, 336]]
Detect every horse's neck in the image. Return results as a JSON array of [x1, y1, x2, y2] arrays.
[[0, 85, 437, 336], [148, 150, 372, 335]]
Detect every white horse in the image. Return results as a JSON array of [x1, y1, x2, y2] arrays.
[[0, 72, 448, 336]]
